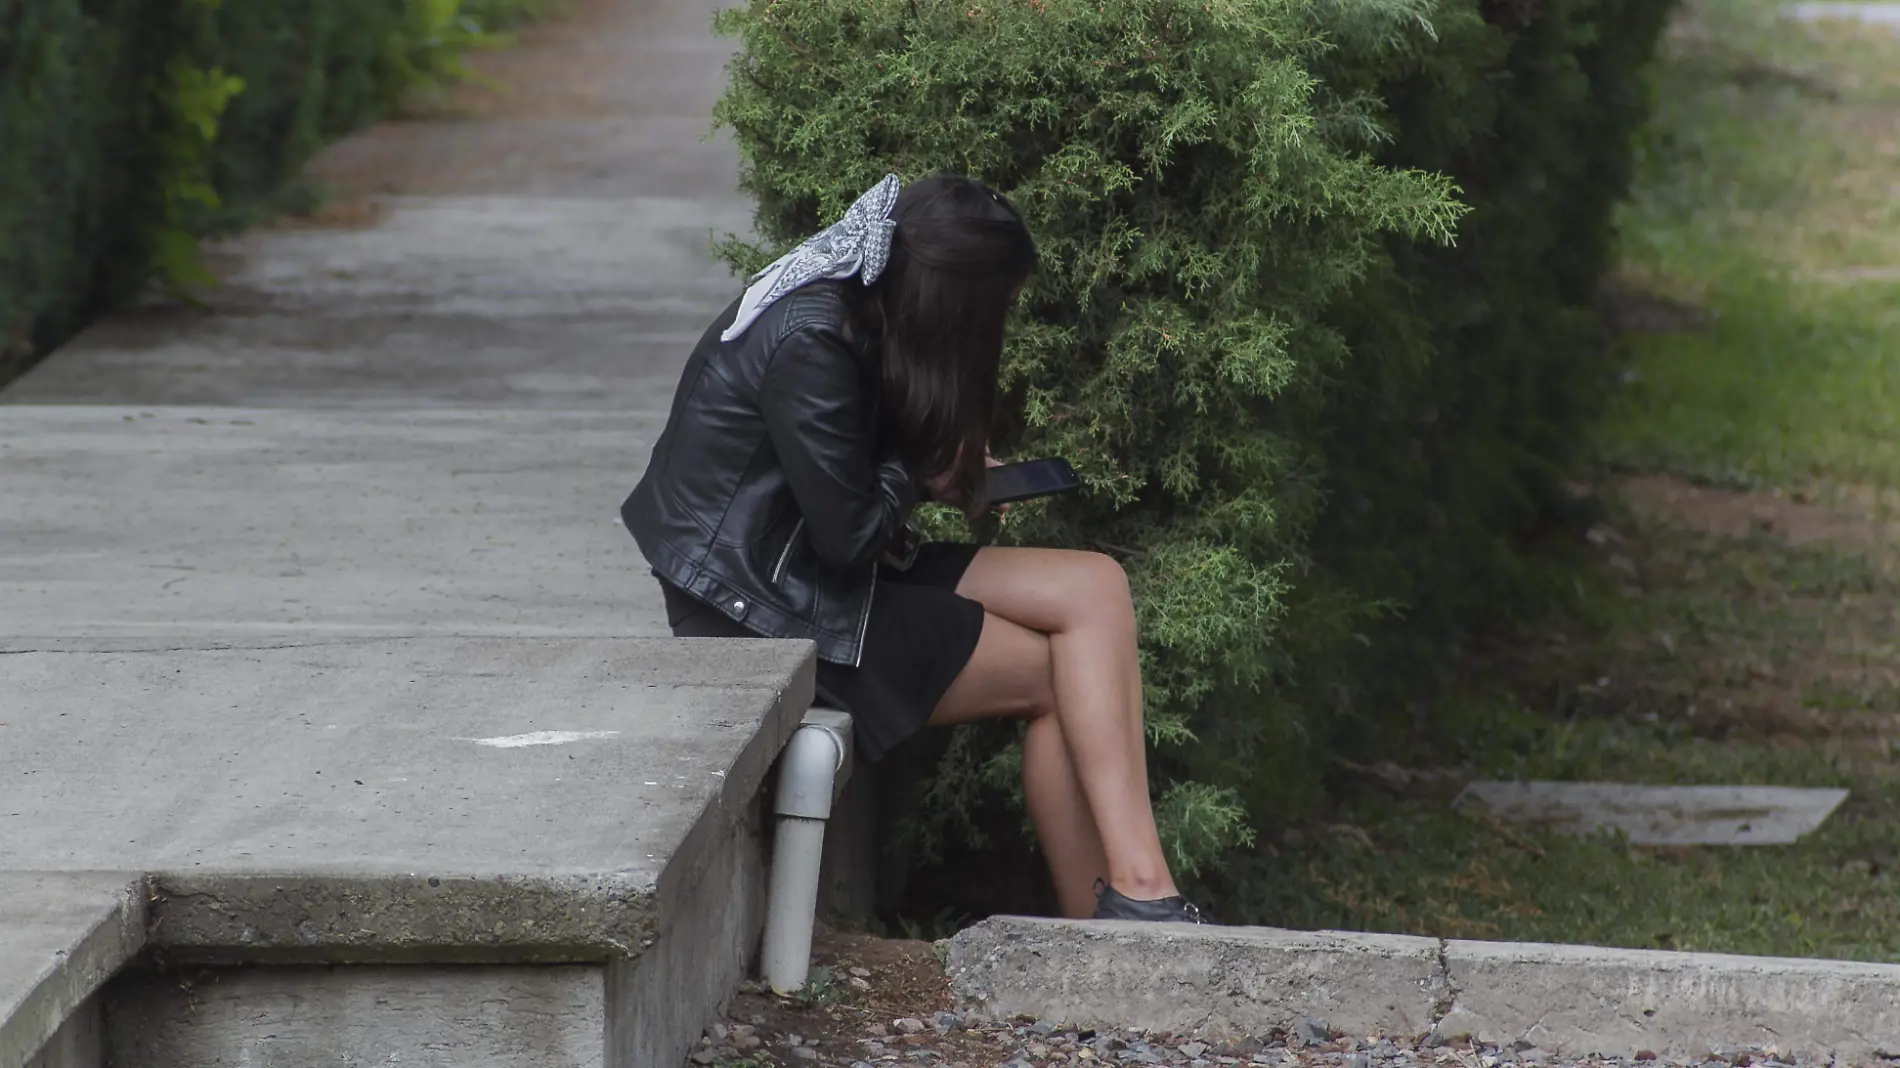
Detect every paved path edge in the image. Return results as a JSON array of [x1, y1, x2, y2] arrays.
[[945, 916, 1900, 1066]]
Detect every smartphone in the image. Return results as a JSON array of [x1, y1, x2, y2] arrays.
[[984, 458, 1082, 506]]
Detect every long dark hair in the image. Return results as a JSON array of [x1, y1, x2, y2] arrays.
[[854, 175, 1037, 515]]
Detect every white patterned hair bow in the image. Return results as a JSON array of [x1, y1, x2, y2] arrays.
[[720, 174, 902, 343]]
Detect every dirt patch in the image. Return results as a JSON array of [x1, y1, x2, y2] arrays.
[[1619, 473, 1897, 553], [264, 197, 388, 232], [690, 927, 987, 1067], [442, 0, 635, 122], [1805, 266, 1900, 283], [1600, 274, 1708, 335], [1458, 478, 1900, 760], [298, 0, 651, 200], [807, 927, 955, 1020]]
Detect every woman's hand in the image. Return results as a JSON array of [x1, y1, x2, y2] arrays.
[[924, 466, 961, 506], [926, 450, 1008, 512]]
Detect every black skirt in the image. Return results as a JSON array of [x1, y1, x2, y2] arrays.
[[658, 543, 986, 763]]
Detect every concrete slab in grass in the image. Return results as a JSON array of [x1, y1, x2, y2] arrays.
[[0, 637, 814, 960], [1457, 781, 1850, 845], [1788, 3, 1900, 27], [0, 407, 671, 640], [0, 874, 146, 1068]]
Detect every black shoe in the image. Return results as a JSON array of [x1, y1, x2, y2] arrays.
[[1092, 881, 1208, 924]]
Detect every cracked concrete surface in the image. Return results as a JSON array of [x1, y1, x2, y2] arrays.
[[945, 917, 1900, 1065], [1429, 939, 1458, 1025]]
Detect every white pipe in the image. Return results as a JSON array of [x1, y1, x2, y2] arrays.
[[761, 714, 849, 995]]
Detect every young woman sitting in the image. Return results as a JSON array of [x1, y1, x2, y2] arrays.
[[622, 174, 1204, 923]]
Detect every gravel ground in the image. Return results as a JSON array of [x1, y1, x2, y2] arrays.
[[686, 929, 1793, 1068]]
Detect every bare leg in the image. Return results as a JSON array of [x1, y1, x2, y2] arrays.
[[1023, 713, 1116, 918], [931, 547, 1179, 909], [928, 612, 1111, 917]]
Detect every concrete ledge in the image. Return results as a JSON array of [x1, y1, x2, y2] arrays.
[[945, 917, 1900, 1065], [1, 637, 814, 963], [144, 872, 658, 963], [1440, 939, 1900, 1064], [945, 917, 1443, 1039], [2, 638, 815, 1066], [0, 874, 147, 1068], [609, 781, 769, 1067]]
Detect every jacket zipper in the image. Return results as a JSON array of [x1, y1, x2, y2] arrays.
[[767, 516, 874, 667], [770, 517, 805, 585], [850, 560, 878, 668]]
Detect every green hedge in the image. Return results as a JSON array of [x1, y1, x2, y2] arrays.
[[714, 0, 1672, 904], [0, 0, 538, 375]]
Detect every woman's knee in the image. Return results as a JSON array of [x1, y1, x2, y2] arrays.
[[1064, 551, 1135, 618], [958, 546, 1135, 639]]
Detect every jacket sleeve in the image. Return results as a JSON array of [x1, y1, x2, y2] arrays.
[[758, 320, 921, 572]]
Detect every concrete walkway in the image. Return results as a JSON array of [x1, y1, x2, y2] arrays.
[[0, 1, 798, 1065], [6, 0, 749, 412], [0, 0, 754, 637]]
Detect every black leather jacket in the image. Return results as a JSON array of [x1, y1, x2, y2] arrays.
[[622, 282, 922, 667]]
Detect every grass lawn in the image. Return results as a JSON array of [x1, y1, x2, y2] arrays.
[[1242, 0, 1900, 962]]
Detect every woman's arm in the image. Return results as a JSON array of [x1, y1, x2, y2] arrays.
[[758, 321, 921, 572]]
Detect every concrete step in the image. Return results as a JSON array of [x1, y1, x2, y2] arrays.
[[0, 638, 818, 1067]]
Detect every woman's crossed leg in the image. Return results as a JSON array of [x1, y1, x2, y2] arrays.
[[928, 546, 1180, 919]]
